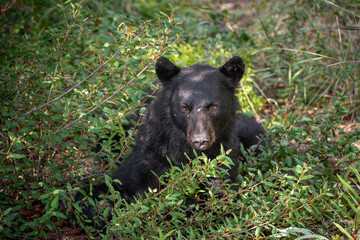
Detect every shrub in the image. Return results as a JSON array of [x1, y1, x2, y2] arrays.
[[0, 1, 180, 237], [0, 0, 359, 239]]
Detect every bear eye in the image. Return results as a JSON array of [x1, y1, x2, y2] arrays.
[[181, 106, 190, 114], [209, 105, 219, 112]]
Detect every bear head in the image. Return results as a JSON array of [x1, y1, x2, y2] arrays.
[[155, 56, 245, 151]]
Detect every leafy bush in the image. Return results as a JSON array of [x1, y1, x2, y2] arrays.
[[70, 96, 359, 239], [0, 0, 359, 239], [0, 0, 180, 237]]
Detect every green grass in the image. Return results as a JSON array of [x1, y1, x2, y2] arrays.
[[0, 0, 359, 239]]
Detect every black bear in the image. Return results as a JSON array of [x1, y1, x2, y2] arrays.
[[75, 56, 265, 228]]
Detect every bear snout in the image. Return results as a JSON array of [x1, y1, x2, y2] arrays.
[[191, 134, 211, 151], [186, 111, 216, 151]]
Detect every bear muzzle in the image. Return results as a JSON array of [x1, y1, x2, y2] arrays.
[[191, 134, 211, 151], [186, 110, 216, 151]]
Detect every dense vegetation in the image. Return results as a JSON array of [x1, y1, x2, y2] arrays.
[[0, 0, 359, 239]]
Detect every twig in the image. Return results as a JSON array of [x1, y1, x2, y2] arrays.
[[1, 136, 16, 167], [1, 57, 51, 104], [36, 155, 41, 184], [51, 59, 155, 135], [19, 48, 121, 119]]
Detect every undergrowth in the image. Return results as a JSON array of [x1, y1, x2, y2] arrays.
[[0, 0, 359, 239]]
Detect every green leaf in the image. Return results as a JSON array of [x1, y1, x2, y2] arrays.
[[105, 175, 112, 187], [9, 153, 26, 159], [332, 97, 340, 107], [52, 211, 67, 219], [299, 116, 312, 123], [338, 174, 360, 199], [258, 169, 263, 180], [3, 207, 13, 216], [8, 132, 15, 141], [51, 195, 59, 209], [333, 223, 352, 239]]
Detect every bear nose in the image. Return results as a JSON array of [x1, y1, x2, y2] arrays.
[[192, 136, 210, 151]]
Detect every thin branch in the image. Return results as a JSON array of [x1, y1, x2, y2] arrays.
[[19, 48, 121, 119], [1, 57, 51, 104], [51, 59, 155, 135]]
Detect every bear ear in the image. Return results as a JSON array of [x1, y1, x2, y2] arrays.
[[155, 56, 181, 85], [219, 56, 245, 89]]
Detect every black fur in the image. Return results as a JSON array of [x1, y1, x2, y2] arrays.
[[74, 56, 265, 229]]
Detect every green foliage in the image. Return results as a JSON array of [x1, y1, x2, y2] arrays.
[[0, 0, 359, 239], [71, 101, 359, 239], [335, 166, 360, 240], [0, 0, 180, 238]]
